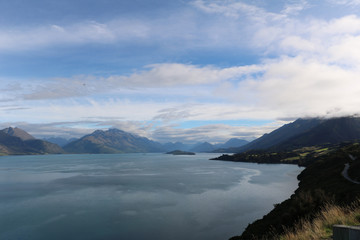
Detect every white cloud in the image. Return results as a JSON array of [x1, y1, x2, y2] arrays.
[[0, 20, 149, 52], [329, 0, 360, 5], [234, 57, 360, 119], [151, 123, 279, 143], [118, 63, 263, 87], [192, 0, 265, 19], [281, 1, 310, 16], [191, 0, 288, 22], [0, 1, 308, 53], [252, 15, 360, 61], [9, 63, 263, 100]]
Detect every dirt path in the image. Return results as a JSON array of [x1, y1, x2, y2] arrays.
[[341, 155, 360, 184]]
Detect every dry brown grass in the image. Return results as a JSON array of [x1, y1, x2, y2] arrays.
[[276, 199, 360, 240]]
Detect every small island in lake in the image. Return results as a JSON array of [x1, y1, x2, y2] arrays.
[[166, 150, 196, 155]]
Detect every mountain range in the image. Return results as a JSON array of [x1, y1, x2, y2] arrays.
[[3, 116, 360, 155], [63, 129, 249, 154], [0, 127, 249, 155]]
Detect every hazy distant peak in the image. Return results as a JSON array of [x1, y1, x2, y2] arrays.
[[1, 127, 35, 141], [107, 128, 126, 134], [92, 128, 127, 136]]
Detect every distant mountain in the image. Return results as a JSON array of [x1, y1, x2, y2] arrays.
[[211, 138, 250, 153], [0, 127, 64, 155], [162, 142, 193, 152], [164, 138, 249, 153], [221, 138, 249, 148], [63, 128, 165, 154], [233, 117, 360, 152], [190, 142, 216, 152], [43, 137, 78, 147]]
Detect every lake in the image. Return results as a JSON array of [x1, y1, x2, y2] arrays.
[[0, 153, 302, 240]]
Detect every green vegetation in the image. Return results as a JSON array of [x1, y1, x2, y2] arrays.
[[212, 144, 335, 166], [226, 142, 360, 240]]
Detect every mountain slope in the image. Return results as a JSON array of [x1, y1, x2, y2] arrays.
[[235, 118, 323, 152], [221, 138, 249, 148], [276, 117, 360, 150], [2, 127, 35, 141], [63, 128, 165, 153], [0, 128, 64, 155], [24, 139, 64, 154], [233, 142, 360, 240]]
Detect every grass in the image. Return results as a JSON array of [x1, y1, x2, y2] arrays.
[[282, 156, 300, 162], [276, 199, 360, 240]]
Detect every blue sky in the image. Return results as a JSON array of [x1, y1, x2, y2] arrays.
[[2, 0, 360, 143]]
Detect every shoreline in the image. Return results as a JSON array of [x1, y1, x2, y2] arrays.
[[223, 143, 360, 239]]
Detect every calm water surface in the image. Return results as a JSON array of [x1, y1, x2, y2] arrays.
[[0, 153, 302, 240]]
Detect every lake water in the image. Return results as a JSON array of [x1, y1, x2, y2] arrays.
[[0, 153, 302, 240]]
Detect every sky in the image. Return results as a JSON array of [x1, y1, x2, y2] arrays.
[[2, 0, 360, 143]]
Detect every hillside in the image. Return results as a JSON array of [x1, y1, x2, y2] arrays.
[[0, 127, 64, 155], [232, 118, 322, 152], [2, 127, 35, 141], [221, 138, 249, 148], [209, 117, 360, 239], [63, 128, 165, 153], [228, 143, 360, 240], [278, 199, 360, 240], [229, 117, 360, 153], [277, 117, 360, 150]]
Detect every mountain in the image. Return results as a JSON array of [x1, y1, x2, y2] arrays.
[[43, 137, 78, 147], [234, 118, 322, 152], [2, 127, 35, 141], [0, 127, 64, 155], [162, 142, 193, 152], [190, 142, 216, 152], [63, 128, 165, 154], [221, 138, 249, 148], [278, 117, 360, 150], [232, 117, 360, 153], [163, 139, 248, 152]]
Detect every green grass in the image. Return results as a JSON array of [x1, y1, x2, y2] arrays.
[[282, 156, 300, 162]]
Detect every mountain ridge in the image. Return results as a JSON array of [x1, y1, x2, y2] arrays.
[[63, 128, 165, 153], [2, 127, 36, 141], [220, 117, 360, 153], [0, 128, 64, 155]]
